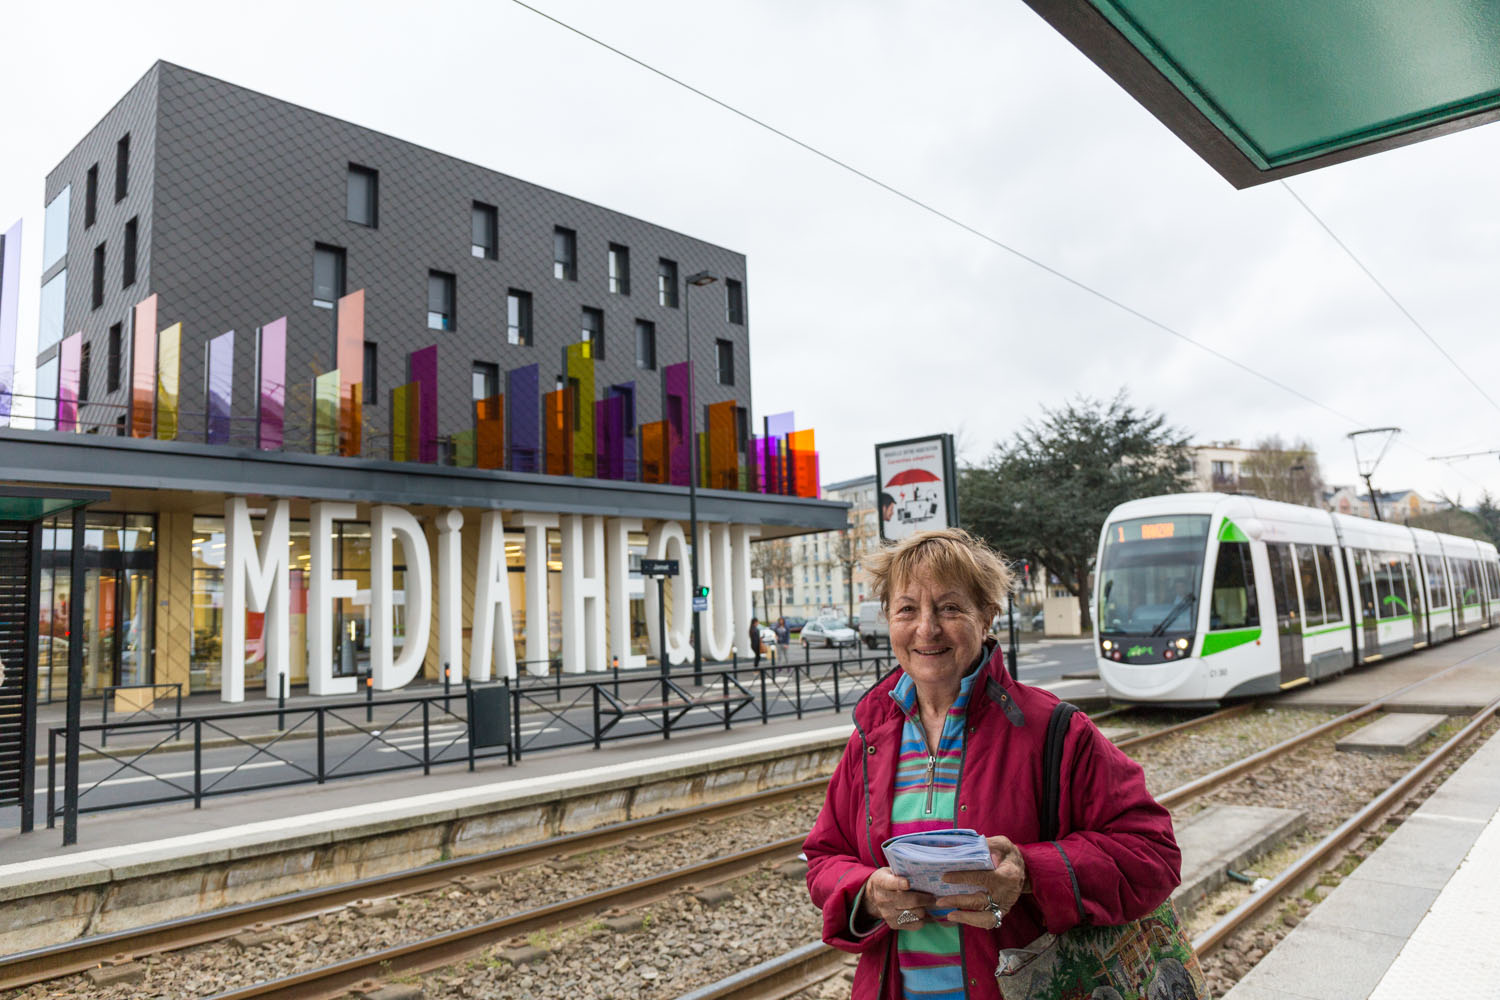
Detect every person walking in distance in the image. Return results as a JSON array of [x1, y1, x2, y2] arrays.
[[774, 617, 791, 666], [749, 616, 763, 668]]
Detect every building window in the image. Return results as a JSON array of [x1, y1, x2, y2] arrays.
[[427, 270, 456, 330], [79, 342, 92, 404], [85, 165, 99, 228], [472, 202, 497, 259], [608, 243, 630, 295], [635, 320, 656, 370], [346, 163, 378, 227], [43, 187, 69, 270], [472, 361, 499, 403], [107, 323, 122, 392], [115, 134, 130, 203], [92, 243, 105, 310], [554, 227, 577, 281], [363, 341, 378, 404], [122, 217, 138, 288], [581, 307, 604, 359], [507, 289, 532, 346], [658, 259, 678, 308], [313, 244, 346, 308], [725, 278, 744, 324], [715, 339, 734, 386]]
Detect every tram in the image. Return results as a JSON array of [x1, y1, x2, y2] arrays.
[[1095, 493, 1500, 704]]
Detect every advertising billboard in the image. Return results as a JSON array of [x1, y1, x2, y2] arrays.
[[874, 433, 959, 543]]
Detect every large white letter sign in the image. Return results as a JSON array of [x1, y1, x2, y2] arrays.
[[606, 518, 646, 671], [370, 505, 433, 691], [221, 497, 290, 703], [518, 512, 558, 676], [732, 524, 760, 662], [696, 523, 735, 661], [645, 521, 691, 665], [308, 501, 358, 696], [436, 509, 464, 685], [470, 510, 518, 681], [560, 515, 606, 674]]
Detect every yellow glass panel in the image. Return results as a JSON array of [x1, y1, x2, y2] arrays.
[[314, 370, 339, 455], [155, 322, 182, 441]]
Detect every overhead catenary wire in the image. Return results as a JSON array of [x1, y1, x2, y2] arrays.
[[507, 0, 1488, 491]]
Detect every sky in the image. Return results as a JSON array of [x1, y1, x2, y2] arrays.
[[3, 0, 1498, 503]]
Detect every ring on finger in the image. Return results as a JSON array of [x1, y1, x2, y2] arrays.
[[986, 902, 1004, 929], [897, 909, 919, 925]]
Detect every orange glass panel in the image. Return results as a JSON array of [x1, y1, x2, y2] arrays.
[[130, 294, 157, 437], [705, 400, 738, 490], [475, 394, 504, 470], [155, 322, 181, 441], [787, 428, 819, 498], [640, 420, 669, 484], [336, 290, 364, 456], [544, 387, 574, 476]]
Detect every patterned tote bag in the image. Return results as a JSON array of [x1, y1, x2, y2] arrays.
[[996, 703, 1211, 1000]]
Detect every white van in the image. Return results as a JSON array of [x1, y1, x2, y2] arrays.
[[857, 601, 888, 648]]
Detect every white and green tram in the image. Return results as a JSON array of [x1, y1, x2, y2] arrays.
[[1094, 493, 1500, 704]]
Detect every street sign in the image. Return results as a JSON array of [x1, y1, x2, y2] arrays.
[[692, 595, 708, 612], [640, 558, 679, 577]]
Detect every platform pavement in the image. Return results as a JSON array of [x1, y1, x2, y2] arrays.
[[1279, 629, 1500, 713], [1224, 726, 1500, 1000]]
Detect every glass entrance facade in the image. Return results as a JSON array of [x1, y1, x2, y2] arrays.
[[37, 512, 156, 701]]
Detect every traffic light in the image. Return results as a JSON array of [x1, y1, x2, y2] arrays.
[[695, 585, 710, 599]]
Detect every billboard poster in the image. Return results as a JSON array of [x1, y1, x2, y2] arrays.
[[874, 433, 959, 542]]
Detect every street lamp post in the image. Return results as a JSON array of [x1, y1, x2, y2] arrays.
[[684, 269, 717, 684]]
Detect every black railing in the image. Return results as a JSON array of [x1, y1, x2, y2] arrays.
[[43, 649, 899, 842], [100, 682, 183, 746]]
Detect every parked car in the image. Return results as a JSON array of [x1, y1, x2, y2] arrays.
[[782, 615, 808, 634], [1030, 609, 1045, 631], [800, 616, 858, 648], [857, 600, 888, 648]]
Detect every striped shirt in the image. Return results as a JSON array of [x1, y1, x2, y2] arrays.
[[889, 666, 980, 1000]]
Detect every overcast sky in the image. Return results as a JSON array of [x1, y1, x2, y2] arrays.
[[4, 0, 1498, 503]]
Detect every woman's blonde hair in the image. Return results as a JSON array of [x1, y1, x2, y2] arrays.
[[865, 528, 1014, 616]]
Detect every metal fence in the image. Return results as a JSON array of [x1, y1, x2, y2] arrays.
[[44, 647, 898, 841]]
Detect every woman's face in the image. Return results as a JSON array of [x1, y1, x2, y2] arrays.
[[888, 565, 990, 693]]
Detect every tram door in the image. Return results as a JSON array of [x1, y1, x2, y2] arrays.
[[1265, 543, 1305, 683], [1408, 556, 1427, 646], [1354, 551, 1380, 658]]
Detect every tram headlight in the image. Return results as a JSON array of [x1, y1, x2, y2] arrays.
[[1175, 638, 1189, 650], [1101, 640, 1113, 651]]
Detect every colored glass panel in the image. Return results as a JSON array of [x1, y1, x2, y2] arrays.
[[155, 322, 182, 441], [787, 428, 819, 498], [256, 317, 286, 450], [390, 382, 419, 462], [57, 331, 82, 431], [451, 428, 477, 468], [313, 370, 339, 455], [640, 420, 669, 484], [409, 344, 438, 463], [705, 400, 739, 490], [130, 294, 158, 438], [0, 219, 21, 423], [544, 386, 574, 476], [764, 411, 796, 495], [662, 361, 693, 487], [507, 364, 539, 473], [595, 395, 625, 481], [336, 290, 364, 456], [475, 394, 504, 470], [205, 330, 235, 445], [565, 341, 595, 477]]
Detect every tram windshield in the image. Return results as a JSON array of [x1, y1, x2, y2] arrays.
[[1098, 515, 1211, 636]]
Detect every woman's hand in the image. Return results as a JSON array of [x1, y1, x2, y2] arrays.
[[933, 835, 1029, 928], [861, 867, 937, 929]]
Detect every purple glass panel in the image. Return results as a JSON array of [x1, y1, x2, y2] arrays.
[[610, 381, 638, 481], [205, 329, 235, 445], [57, 331, 81, 431], [507, 363, 540, 472], [0, 220, 21, 423], [764, 411, 796, 495], [662, 362, 693, 487], [408, 344, 439, 463], [257, 317, 287, 450], [595, 395, 626, 480]]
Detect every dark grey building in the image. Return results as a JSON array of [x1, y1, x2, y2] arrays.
[[35, 61, 752, 453]]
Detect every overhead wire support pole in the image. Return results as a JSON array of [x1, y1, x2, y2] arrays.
[[1348, 428, 1400, 523]]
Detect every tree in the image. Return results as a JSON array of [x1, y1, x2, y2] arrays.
[[959, 393, 1193, 630], [834, 515, 877, 619], [1238, 435, 1324, 505], [751, 538, 794, 620], [1476, 492, 1500, 548]]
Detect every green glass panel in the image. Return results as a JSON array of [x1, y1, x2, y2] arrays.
[[314, 370, 339, 456], [1092, 0, 1500, 167], [452, 428, 476, 468]]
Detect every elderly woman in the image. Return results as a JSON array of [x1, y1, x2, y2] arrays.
[[804, 529, 1180, 999]]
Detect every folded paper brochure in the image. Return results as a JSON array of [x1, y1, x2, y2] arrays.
[[881, 828, 994, 896]]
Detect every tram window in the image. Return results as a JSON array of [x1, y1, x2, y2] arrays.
[[1374, 555, 1398, 620], [1427, 558, 1450, 610], [1208, 541, 1259, 629], [1355, 551, 1377, 621], [1296, 545, 1324, 627], [1457, 559, 1479, 606], [1318, 546, 1343, 622], [1265, 543, 1299, 628]]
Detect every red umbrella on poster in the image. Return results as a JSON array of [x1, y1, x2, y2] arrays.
[[874, 433, 958, 543]]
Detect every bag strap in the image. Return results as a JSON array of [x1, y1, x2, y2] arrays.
[[1039, 701, 1078, 843]]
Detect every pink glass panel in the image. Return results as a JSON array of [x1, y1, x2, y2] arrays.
[[57, 331, 81, 431], [257, 317, 286, 450], [409, 345, 438, 463], [130, 294, 158, 437]]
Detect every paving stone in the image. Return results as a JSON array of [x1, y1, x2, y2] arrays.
[[694, 885, 735, 907], [498, 944, 549, 966], [1172, 805, 1305, 917], [1098, 726, 1140, 743], [1335, 713, 1447, 754]]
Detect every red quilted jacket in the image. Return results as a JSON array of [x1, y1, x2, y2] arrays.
[[803, 641, 1181, 999]]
